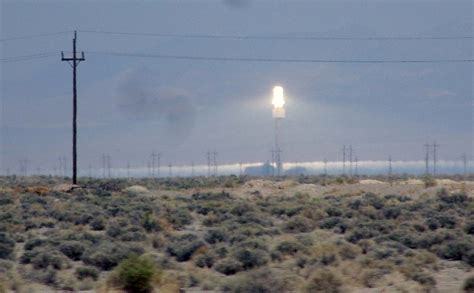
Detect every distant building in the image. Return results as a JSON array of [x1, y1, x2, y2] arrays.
[[244, 162, 274, 176]]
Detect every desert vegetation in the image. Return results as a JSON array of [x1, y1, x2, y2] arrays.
[[0, 175, 472, 292]]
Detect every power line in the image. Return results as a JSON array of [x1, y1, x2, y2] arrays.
[[78, 30, 474, 41], [2, 51, 473, 64], [0, 31, 72, 42], [87, 51, 474, 63], [0, 52, 57, 63]]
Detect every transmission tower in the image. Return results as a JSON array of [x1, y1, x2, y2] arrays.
[[168, 163, 172, 177], [348, 145, 353, 177], [61, 30, 85, 184], [107, 155, 111, 178], [388, 155, 393, 185], [323, 158, 327, 175], [433, 141, 439, 176], [191, 162, 195, 177], [424, 143, 431, 175], [342, 145, 346, 175], [151, 151, 161, 178], [212, 150, 218, 176], [206, 151, 211, 177]]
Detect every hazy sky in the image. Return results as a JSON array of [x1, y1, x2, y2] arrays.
[[1, 0, 472, 172]]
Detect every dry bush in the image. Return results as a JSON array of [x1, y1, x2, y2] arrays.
[[305, 269, 343, 293]]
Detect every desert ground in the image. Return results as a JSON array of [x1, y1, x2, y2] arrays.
[[0, 175, 473, 292]]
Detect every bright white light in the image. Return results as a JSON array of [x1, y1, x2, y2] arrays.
[[272, 86, 285, 108]]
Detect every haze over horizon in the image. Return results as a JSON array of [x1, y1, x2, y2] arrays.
[[1, 0, 473, 174]]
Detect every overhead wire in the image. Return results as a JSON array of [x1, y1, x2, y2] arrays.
[[86, 50, 474, 63], [78, 29, 474, 41], [0, 31, 72, 42]]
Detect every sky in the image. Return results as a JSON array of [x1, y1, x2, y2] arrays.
[[1, 0, 473, 175]]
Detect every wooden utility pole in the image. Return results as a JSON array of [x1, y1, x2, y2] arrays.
[[62, 31, 85, 184]]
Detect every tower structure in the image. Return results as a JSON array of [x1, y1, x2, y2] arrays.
[[272, 86, 285, 176]]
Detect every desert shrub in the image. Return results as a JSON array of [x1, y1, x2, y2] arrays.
[[37, 268, 57, 285], [275, 240, 303, 255], [283, 216, 315, 233], [120, 227, 147, 242], [438, 191, 467, 205], [426, 218, 440, 230], [106, 221, 125, 238], [167, 207, 192, 228], [232, 247, 268, 270], [115, 255, 157, 293], [231, 202, 254, 216], [237, 212, 272, 226], [347, 227, 378, 243], [21, 248, 67, 270], [222, 268, 294, 292], [436, 214, 457, 229], [338, 243, 360, 260], [142, 212, 160, 232], [0, 194, 13, 205], [214, 258, 242, 275], [82, 243, 143, 271], [362, 193, 384, 209], [463, 276, 474, 292], [361, 269, 386, 288], [204, 228, 228, 244], [382, 206, 401, 219], [437, 241, 473, 264], [422, 176, 437, 188], [75, 266, 99, 280], [90, 217, 105, 231], [463, 250, 474, 266], [464, 222, 474, 235], [166, 234, 204, 262], [0, 233, 15, 259], [59, 241, 85, 261], [195, 251, 215, 268], [305, 269, 343, 292], [412, 272, 436, 288], [319, 217, 343, 229], [325, 207, 342, 217]]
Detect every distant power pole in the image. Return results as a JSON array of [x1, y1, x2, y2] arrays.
[[168, 163, 172, 177], [88, 164, 92, 178], [102, 154, 107, 178], [433, 141, 439, 176], [239, 162, 243, 176], [388, 155, 392, 176], [323, 158, 327, 175], [388, 155, 392, 184], [206, 151, 211, 177], [212, 150, 218, 176], [151, 152, 161, 178], [424, 143, 431, 175], [19, 159, 28, 176], [107, 155, 111, 178], [348, 145, 353, 177], [126, 162, 131, 178], [191, 162, 195, 177], [61, 30, 85, 185], [342, 145, 346, 175]]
